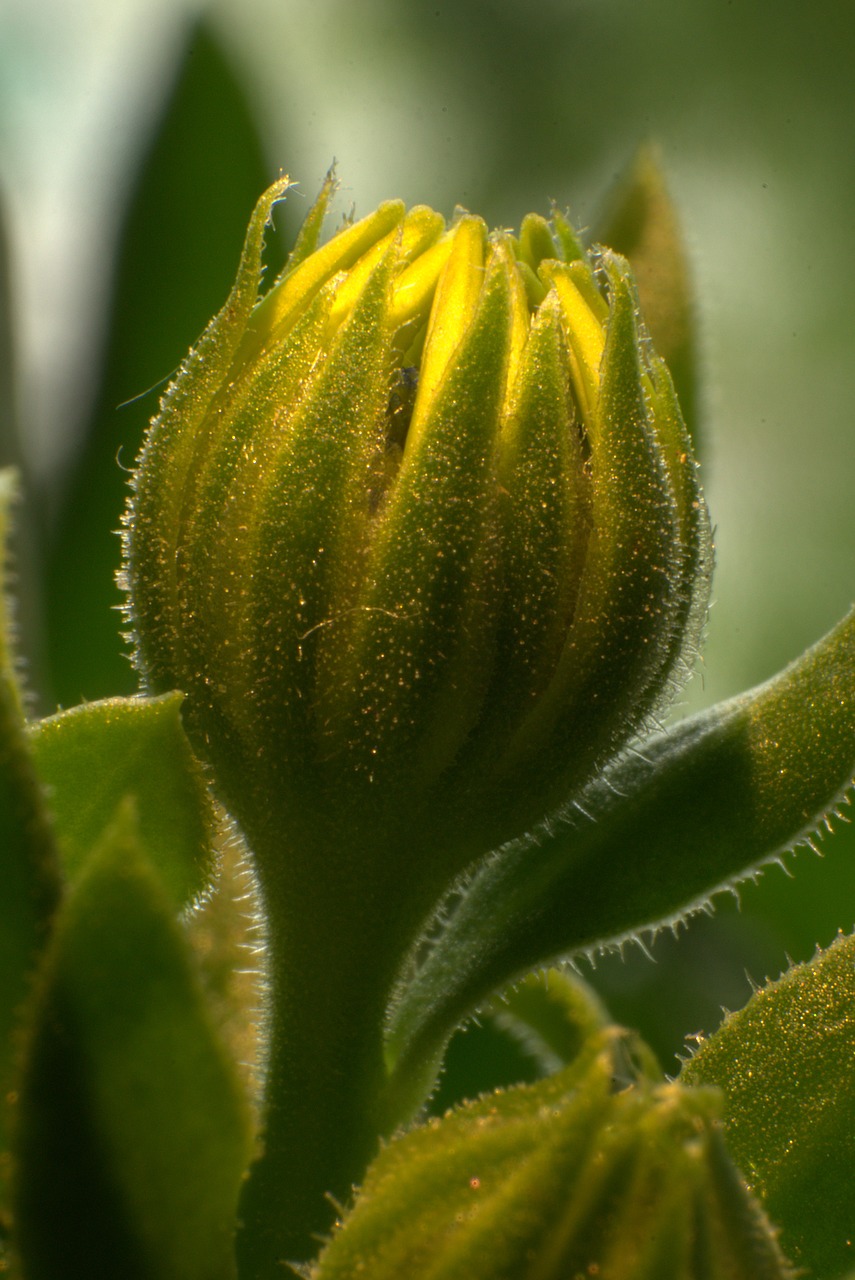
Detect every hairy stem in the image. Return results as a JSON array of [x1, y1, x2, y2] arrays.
[[233, 823, 420, 1277]]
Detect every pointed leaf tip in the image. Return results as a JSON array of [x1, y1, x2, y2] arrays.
[[27, 693, 216, 906]]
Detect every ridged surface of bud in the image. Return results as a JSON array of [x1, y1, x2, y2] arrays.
[[124, 174, 710, 885], [313, 1028, 793, 1280]]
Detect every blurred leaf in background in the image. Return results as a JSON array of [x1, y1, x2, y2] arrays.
[[0, 196, 46, 689], [12, 803, 252, 1280], [593, 144, 701, 451], [0, 199, 19, 473], [43, 19, 275, 709]]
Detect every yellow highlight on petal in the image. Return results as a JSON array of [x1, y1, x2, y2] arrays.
[[327, 206, 446, 335], [542, 260, 606, 421], [252, 200, 406, 347], [565, 259, 609, 324], [389, 237, 455, 329], [489, 235, 532, 415], [407, 215, 488, 447], [397, 206, 447, 262]]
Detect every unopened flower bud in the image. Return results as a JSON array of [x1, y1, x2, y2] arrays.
[[313, 1029, 793, 1280], [124, 172, 710, 891], [123, 172, 714, 1271]]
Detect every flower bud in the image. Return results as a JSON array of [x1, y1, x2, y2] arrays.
[[313, 1029, 793, 1280], [124, 173, 710, 889]]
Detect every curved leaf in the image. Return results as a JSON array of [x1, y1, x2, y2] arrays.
[[384, 609, 855, 1126], [12, 802, 252, 1280], [28, 692, 216, 906], [681, 929, 855, 1280], [489, 968, 615, 1076]]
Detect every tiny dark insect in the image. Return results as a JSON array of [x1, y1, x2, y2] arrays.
[[387, 365, 420, 450]]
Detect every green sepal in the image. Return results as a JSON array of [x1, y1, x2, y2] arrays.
[[489, 253, 687, 833], [340, 250, 512, 809], [280, 166, 337, 275], [482, 296, 590, 738], [318, 1025, 791, 1280], [243, 245, 399, 807], [27, 692, 216, 906], [681, 929, 855, 1278], [594, 143, 701, 448], [11, 801, 253, 1280], [384, 608, 855, 1124], [126, 171, 291, 696], [0, 472, 62, 1212], [551, 208, 586, 264], [516, 212, 557, 271], [643, 351, 712, 687], [168, 283, 336, 767], [181, 835, 264, 1104]]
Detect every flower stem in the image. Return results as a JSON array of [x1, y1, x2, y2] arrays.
[[233, 825, 417, 1278]]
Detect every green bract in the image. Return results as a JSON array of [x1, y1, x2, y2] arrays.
[[124, 174, 710, 884], [315, 1022, 793, 1280]]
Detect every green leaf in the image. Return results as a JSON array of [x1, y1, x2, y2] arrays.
[[593, 143, 701, 451], [12, 802, 252, 1280], [383, 609, 855, 1126], [0, 471, 61, 1210], [318, 1024, 790, 1280], [681, 930, 855, 1279], [44, 19, 275, 707], [27, 692, 216, 906]]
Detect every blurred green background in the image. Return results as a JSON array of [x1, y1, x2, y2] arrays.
[[1, 0, 853, 1085]]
